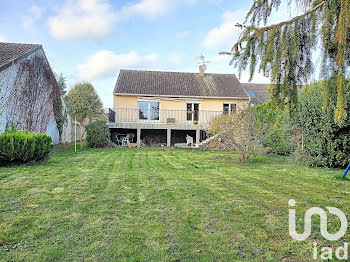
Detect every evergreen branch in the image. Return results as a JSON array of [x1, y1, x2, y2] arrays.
[[236, 0, 326, 33], [220, 0, 326, 56]]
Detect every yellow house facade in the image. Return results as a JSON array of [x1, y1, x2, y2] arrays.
[[114, 95, 249, 111], [108, 69, 252, 147], [113, 95, 250, 124]]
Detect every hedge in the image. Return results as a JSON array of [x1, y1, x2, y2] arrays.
[[0, 128, 52, 163], [253, 80, 350, 168], [254, 101, 294, 155], [85, 120, 111, 148], [291, 81, 350, 168]]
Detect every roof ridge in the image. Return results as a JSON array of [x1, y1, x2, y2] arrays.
[[120, 68, 237, 76], [0, 41, 41, 47]]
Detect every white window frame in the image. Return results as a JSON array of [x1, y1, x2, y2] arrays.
[[137, 100, 161, 122], [186, 102, 201, 124], [223, 102, 237, 114]]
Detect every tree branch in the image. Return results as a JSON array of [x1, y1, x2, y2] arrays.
[[236, 0, 326, 32], [220, 0, 326, 56]]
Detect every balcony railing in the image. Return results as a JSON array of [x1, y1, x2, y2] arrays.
[[109, 108, 115, 123], [109, 108, 223, 125]]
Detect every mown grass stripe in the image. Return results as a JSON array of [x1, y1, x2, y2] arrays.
[[0, 148, 348, 262]]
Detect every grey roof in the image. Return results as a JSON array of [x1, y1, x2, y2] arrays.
[[0, 42, 42, 71], [241, 83, 270, 104], [114, 69, 250, 99]]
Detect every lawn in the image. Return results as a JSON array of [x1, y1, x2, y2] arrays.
[[0, 148, 349, 261]]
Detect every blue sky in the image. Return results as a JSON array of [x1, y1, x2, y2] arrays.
[[0, 0, 273, 107]]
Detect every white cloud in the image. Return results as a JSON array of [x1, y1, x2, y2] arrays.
[[168, 53, 184, 65], [48, 0, 116, 40], [48, 0, 197, 40], [118, 0, 196, 20], [0, 35, 7, 42], [176, 30, 190, 39], [202, 2, 301, 51], [202, 10, 245, 51], [22, 5, 43, 29], [195, 54, 270, 83], [78, 50, 185, 79]]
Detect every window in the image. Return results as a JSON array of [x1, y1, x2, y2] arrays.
[[223, 103, 237, 114], [187, 103, 199, 121], [138, 101, 159, 121]]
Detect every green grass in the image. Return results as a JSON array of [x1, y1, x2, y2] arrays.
[[0, 148, 349, 261]]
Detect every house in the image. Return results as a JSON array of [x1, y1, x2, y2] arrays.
[[0, 42, 71, 143], [241, 83, 310, 105], [241, 83, 270, 105], [108, 67, 251, 147]]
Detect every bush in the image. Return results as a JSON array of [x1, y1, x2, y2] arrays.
[[252, 81, 350, 168], [85, 120, 111, 148], [0, 127, 52, 163], [254, 101, 294, 155], [207, 108, 269, 162], [291, 81, 350, 168]]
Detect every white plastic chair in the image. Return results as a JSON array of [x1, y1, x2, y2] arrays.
[[186, 135, 194, 146], [121, 135, 130, 146]]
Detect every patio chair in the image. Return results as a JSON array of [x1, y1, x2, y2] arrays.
[[112, 132, 121, 146], [115, 136, 121, 146], [121, 134, 130, 146], [186, 135, 194, 146]]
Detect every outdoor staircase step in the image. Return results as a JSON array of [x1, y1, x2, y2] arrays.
[[195, 134, 219, 148]]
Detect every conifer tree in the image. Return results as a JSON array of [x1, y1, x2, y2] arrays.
[[221, 0, 350, 125]]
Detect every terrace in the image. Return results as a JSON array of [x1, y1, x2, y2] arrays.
[[108, 108, 223, 129], [107, 108, 224, 147]]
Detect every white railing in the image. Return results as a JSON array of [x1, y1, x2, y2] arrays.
[[109, 108, 223, 125]]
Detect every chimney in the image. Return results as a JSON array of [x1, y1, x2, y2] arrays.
[[199, 64, 207, 77]]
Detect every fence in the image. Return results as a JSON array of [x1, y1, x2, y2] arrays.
[[109, 108, 223, 125]]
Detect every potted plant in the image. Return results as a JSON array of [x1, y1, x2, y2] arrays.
[[193, 120, 198, 125]]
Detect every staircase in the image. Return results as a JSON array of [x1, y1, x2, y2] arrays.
[[195, 134, 219, 148]]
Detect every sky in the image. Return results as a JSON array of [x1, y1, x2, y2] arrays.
[[0, 0, 277, 108]]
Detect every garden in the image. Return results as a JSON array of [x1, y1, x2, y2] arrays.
[[2, 0, 350, 260], [1, 79, 350, 261], [0, 147, 349, 261]]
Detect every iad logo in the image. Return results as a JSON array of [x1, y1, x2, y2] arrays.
[[288, 199, 349, 260], [288, 199, 348, 241]]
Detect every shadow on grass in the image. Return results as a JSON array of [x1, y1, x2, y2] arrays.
[[53, 141, 87, 152], [0, 157, 50, 168], [335, 175, 350, 182]]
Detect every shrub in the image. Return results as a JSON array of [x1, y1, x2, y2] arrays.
[[252, 81, 350, 168], [254, 101, 294, 155], [85, 120, 111, 148], [0, 127, 52, 163], [291, 81, 350, 168], [207, 108, 269, 162]]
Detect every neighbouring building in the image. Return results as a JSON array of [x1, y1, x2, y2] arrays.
[[0, 42, 71, 143], [241, 83, 270, 105], [108, 67, 254, 147]]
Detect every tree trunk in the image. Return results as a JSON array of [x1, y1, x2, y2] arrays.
[[58, 130, 62, 144]]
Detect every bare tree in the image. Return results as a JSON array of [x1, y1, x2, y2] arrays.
[[207, 109, 269, 162]]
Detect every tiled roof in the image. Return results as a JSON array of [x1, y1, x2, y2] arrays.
[[241, 83, 270, 104], [0, 42, 42, 71], [114, 69, 250, 99]]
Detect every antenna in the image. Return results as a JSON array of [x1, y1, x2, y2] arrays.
[[196, 54, 210, 66]]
